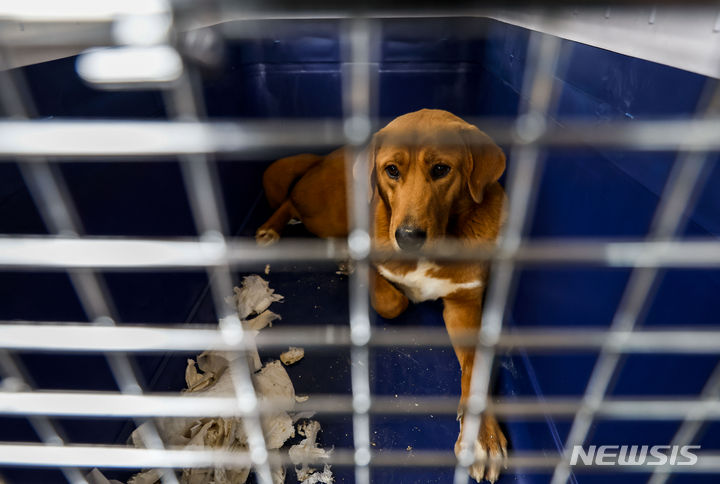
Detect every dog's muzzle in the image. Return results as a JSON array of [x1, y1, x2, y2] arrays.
[[395, 225, 427, 251]]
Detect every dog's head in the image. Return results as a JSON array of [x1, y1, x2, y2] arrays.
[[370, 109, 505, 251]]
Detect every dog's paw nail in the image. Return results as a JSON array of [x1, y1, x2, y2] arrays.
[[469, 467, 485, 483], [485, 448, 504, 482], [457, 415, 507, 483], [255, 229, 279, 246]]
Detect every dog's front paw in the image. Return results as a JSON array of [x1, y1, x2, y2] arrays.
[[255, 228, 279, 246], [455, 414, 507, 483]]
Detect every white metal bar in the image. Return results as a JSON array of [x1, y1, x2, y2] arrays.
[[551, 81, 720, 484], [0, 0, 167, 22], [0, 443, 720, 472], [1, 118, 720, 157], [4, 237, 720, 268], [0, 322, 720, 354], [649, 361, 720, 484], [342, 17, 377, 484], [161, 56, 274, 484], [6, 323, 720, 353], [0, 236, 345, 268], [0, 444, 253, 469], [454, 31, 563, 483], [0, 120, 346, 156], [5, 391, 720, 419]]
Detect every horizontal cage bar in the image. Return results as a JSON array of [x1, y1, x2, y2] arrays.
[[0, 444, 718, 472], [0, 118, 719, 158], [1, 391, 720, 420], [2, 323, 720, 353], [1, 237, 720, 268]]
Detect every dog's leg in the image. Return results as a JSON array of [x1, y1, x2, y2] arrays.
[[370, 268, 409, 319], [256, 199, 297, 246], [443, 297, 507, 483]]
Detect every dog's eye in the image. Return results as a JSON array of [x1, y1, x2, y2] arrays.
[[431, 164, 451, 179], [385, 164, 400, 180]]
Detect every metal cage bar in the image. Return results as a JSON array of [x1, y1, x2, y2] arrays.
[[648, 361, 720, 484], [342, 17, 378, 484], [4, 391, 720, 420], [550, 81, 720, 484], [5, 323, 720, 353], [160, 38, 275, 484], [454, 31, 563, 483], [1, 118, 720, 157], [4, 237, 720, 269], [2, 444, 720, 473]]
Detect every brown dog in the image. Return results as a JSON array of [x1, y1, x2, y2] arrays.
[[257, 109, 508, 482]]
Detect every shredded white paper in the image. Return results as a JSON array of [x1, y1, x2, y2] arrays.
[[272, 466, 286, 484], [288, 421, 334, 483], [280, 347, 305, 366], [95, 275, 333, 484], [226, 275, 284, 319], [299, 466, 334, 484]]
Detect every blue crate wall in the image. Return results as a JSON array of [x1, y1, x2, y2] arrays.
[[0, 16, 718, 484], [481, 20, 720, 484]]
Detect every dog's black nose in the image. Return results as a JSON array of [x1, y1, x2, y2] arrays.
[[395, 226, 427, 251]]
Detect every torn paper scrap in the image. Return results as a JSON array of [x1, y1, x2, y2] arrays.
[[291, 410, 316, 423], [300, 465, 334, 484], [126, 276, 329, 484], [226, 274, 284, 319], [129, 356, 297, 483], [180, 467, 250, 484], [245, 309, 281, 331], [280, 347, 305, 366], [289, 421, 333, 483], [254, 360, 296, 406], [272, 466, 286, 484], [263, 411, 296, 449], [214, 320, 263, 371]]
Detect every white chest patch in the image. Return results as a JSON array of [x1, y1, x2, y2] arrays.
[[377, 261, 483, 303]]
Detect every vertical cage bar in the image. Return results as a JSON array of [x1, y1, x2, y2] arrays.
[[453, 31, 563, 484], [648, 361, 720, 484], [342, 17, 377, 484], [163, 56, 274, 484], [551, 80, 720, 484]]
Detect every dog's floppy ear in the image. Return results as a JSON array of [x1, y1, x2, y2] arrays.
[[367, 131, 382, 201], [462, 125, 506, 204]]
